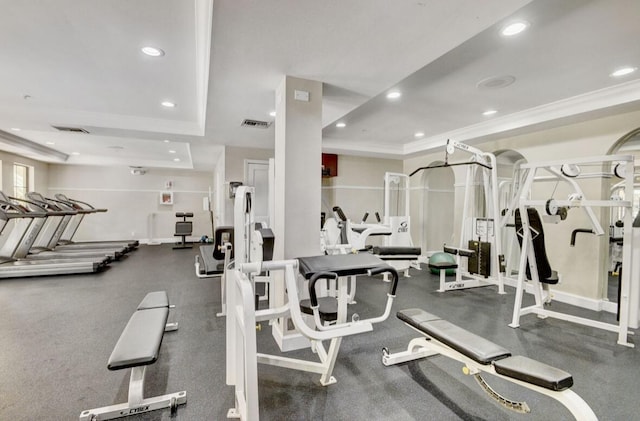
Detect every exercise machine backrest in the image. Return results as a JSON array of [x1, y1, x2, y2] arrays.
[[514, 208, 554, 282]]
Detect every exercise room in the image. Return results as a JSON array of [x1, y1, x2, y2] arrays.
[[1, 1, 639, 420]]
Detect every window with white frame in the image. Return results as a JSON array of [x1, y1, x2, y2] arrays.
[[14, 163, 33, 200]]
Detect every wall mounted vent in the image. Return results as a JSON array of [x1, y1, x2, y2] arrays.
[[51, 125, 90, 134], [241, 119, 271, 129]]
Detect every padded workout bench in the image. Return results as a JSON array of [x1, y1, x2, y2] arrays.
[[382, 309, 596, 420], [79, 291, 186, 420]]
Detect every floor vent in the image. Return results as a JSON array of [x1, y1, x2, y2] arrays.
[[51, 125, 90, 134], [241, 119, 271, 129]]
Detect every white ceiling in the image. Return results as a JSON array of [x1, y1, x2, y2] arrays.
[[0, 0, 639, 170]]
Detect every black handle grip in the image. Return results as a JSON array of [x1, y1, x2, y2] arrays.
[[361, 212, 369, 222], [368, 265, 399, 296], [332, 206, 347, 222], [308, 271, 339, 307], [375, 212, 381, 223]]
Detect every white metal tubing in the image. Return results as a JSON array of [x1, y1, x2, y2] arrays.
[[519, 153, 633, 168]]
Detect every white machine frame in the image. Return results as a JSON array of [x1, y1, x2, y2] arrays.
[[226, 186, 398, 420], [502, 154, 636, 347], [412, 141, 505, 293]]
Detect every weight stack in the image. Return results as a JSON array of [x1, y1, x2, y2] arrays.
[[468, 240, 491, 277]]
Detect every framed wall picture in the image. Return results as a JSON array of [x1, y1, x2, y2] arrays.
[[160, 191, 174, 205]]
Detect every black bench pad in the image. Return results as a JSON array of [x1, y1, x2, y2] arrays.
[[300, 296, 338, 322], [137, 291, 169, 310], [428, 262, 458, 270], [298, 253, 388, 279], [397, 309, 511, 365], [372, 246, 421, 256], [108, 307, 169, 370], [494, 355, 573, 391]]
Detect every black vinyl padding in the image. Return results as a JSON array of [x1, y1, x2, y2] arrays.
[[298, 253, 388, 279], [514, 208, 559, 284], [397, 309, 511, 365], [107, 307, 169, 370], [372, 246, 421, 256], [398, 309, 574, 391], [300, 296, 338, 322], [494, 355, 573, 391], [428, 261, 458, 270], [137, 291, 169, 310]]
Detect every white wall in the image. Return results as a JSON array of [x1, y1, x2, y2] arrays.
[[47, 165, 214, 243], [0, 150, 49, 194], [222, 146, 273, 226], [322, 155, 403, 224]]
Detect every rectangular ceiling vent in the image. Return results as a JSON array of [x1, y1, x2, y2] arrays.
[[241, 119, 271, 129], [51, 125, 90, 134]]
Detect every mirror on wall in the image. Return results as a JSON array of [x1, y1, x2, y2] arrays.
[[606, 128, 640, 304]]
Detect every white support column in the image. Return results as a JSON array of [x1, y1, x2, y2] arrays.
[[272, 76, 323, 351]]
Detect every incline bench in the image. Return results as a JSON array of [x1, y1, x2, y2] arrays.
[[80, 291, 186, 420], [382, 309, 597, 420]]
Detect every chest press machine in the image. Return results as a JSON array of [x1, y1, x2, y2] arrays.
[[225, 186, 399, 420], [502, 154, 637, 347]]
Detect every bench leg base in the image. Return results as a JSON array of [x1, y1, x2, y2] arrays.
[[80, 390, 186, 420]]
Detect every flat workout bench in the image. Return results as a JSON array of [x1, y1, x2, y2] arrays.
[[383, 309, 596, 420], [79, 291, 186, 420]]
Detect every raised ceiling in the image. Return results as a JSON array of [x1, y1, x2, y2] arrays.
[[0, 0, 639, 170]]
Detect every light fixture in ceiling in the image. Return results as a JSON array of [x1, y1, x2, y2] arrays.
[[161, 101, 176, 108], [501, 20, 529, 37], [173, 158, 181, 162], [10, 127, 20, 131], [269, 111, 276, 117], [336, 122, 346, 128], [483, 110, 498, 116], [477, 75, 516, 90], [610, 67, 637, 77], [386, 91, 402, 100], [414, 132, 425, 138], [71, 152, 80, 156], [45, 141, 55, 145], [141, 46, 165, 57], [169, 150, 176, 154], [163, 139, 170, 143]]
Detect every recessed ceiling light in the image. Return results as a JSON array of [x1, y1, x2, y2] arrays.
[[163, 139, 170, 143], [45, 141, 55, 145], [610, 67, 637, 77], [501, 21, 529, 37], [173, 158, 181, 162], [168, 150, 176, 154], [483, 110, 498, 116], [10, 127, 20, 131], [269, 111, 276, 117], [161, 101, 176, 108], [71, 152, 80, 156], [141, 46, 165, 57], [336, 122, 346, 128], [386, 91, 402, 100], [414, 132, 425, 138]]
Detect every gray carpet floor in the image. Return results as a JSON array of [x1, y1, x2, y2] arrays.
[[0, 244, 638, 420]]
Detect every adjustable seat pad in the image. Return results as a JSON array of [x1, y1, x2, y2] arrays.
[[372, 246, 421, 256], [494, 355, 573, 391], [428, 261, 458, 270], [108, 307, 169, 370], [397, 309, 511, 364], [298, 253, 389, 279], [137, 291, 169, 310]]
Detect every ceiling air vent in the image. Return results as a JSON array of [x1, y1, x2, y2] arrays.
[[51, 125, 90, 134], [241, 119, 271, 129]]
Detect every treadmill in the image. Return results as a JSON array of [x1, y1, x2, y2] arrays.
[[53, 193, 138, 250], [0, 199, 107, 278], [0, 194, 116, 263], [26, 192, 133, 254]]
